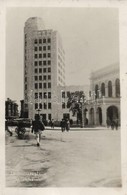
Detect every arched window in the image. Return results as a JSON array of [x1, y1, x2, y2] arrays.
[[108, 81, 112, 97], [95, 84, 99, 99], [115, 78, 120, 97], [101, 83, 105, 97]]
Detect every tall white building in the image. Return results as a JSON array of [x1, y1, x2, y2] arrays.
[[24, 17, 65, 120]]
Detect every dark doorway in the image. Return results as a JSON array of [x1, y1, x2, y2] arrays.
[[107, 106, 118, 122]]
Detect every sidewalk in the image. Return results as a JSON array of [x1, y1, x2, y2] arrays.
[[45, 126, 120, 131]]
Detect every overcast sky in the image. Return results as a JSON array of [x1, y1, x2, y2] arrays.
[[6, 7, 119, 103]]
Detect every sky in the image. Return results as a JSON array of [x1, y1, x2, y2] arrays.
[[6, 7, 119, 104]]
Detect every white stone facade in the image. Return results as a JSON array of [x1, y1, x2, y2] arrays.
[[86, 64, 120, 126]]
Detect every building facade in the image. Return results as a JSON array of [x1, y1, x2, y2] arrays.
[[86, 64, 120, 126], [24, 17, 65, 120], [5, 98, 19, 119]]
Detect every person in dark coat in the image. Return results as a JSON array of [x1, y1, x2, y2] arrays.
[[60, 119, 66, 132], [32, 115, 45, 146]]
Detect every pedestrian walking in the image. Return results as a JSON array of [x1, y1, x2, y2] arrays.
[[114, 118, 118, 130], [50, 119, 54, 129], [106, 117, 111, 128], [32, 115, 45, 146], [60, 119, 66, 132], [111, 120, 115, 130], [66, 119, 70, 131]]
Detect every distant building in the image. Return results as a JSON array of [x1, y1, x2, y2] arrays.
[[56, 85, 89, 122], [24, 17, 65, 120], [86, 64, 120, 126], [5, 98, 19, 119]]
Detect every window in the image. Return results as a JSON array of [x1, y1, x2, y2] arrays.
[[43, 68, 46, 73], [48, 83, 51, 88], [25, 77, 27, 82], [48, 45, 51, 50], [101, 83, 105, 97], [48, 38, 51, 43], [34, 47, 38, 51], [39, 46, 42, 51], [95, 84, 99, 99], [39, 103, 42, 109], [35, 93, 38, 99], [35, 83, 38, 89], [62, 102, 65, 109], [48, 60, 51, 65], [39, 68, 42, 73], [44, 92, 47, 98], [48, 67, 51, 72], [108, 81, 112, 97], [35, 54, 38, 58], [39, 39, 42, 44], [43, 46, 46, 51], [39, 54, 42, 58], [39, 76, 42, 80], [43, 61, 46, 65], [44, 103, 47, 109], [39, 61, 42, 66], [39, 92, 42, 99], [39, 83, 42, 89], [43, 83, 47, 88], [48, 114, 51, 120], [48, 92, 51, 98], [48, 75, 51, 80], [35, 76, 38, 81], [34, 61, 38, 66], [34, 39, 37, 44], [43, 38, 46, 43], [48, 103, 51, 109], [43, 53, 46, 58], [35, 103, 38, 109], [62, 91, 65, 98], [67, 91, 70, 98], [115, 79, 120, 97], [43, 75, 46, 80], [48, 53, 51, 58], [35, 68, 38, 73]]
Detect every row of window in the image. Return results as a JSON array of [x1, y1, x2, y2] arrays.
[[35, 92, 51, 99], [62, 102, 70, 109], [34, 60, 51, 66], [35, 102, 51, 109], [35, 82, 51, 89], [34, 53, 51, 58], [90, 79, 120, 98], [34, 67, 51, 73], [34, 75, 51, 81], [34, 38, 51, 44], [34, 45, 51, 51]]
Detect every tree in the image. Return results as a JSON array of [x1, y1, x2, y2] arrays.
[[67, 91, 85, 124]]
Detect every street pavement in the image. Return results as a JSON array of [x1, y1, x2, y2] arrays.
[[5, 126, 121, 187]]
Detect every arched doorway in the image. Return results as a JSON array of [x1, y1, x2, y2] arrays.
[[107, 106, 118, 122], [97, 107, 102, 125], [89, 108, 94, 125]]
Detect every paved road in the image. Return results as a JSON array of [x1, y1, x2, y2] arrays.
[[5, 127, 121, 187]]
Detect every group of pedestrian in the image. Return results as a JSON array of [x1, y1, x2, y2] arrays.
[[106, 118, 119, 130], [60, 118, 70, 132]]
